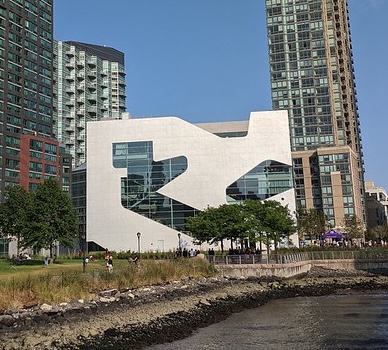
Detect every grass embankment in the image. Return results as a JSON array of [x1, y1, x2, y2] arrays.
[[0, 257, 218, 311]]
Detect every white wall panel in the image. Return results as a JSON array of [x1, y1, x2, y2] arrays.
[[87, 111, 296, 252]]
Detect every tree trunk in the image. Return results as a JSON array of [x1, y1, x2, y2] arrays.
[[266, 236, 270, 263]]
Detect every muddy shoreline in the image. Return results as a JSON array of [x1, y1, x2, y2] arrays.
[[1, 267, 388, 350]]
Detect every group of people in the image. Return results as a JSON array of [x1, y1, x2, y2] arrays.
[[104, 249, 140, 272], [175, 247, 200, 258], [11, 252, 32, 263], [227, 247, 261, 255]]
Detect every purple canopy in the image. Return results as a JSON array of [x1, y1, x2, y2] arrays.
[[322, 230, 345, 240]]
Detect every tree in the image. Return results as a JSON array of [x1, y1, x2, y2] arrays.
[[255, 200, 295, 253], [186, 208, 220, 246], [215, 203, 254, 252], [187, 200, 295, 255], [242, 200, 296, 253], [186, 204, 253, 253], [365, 224, 388, 244], [342, 215, 364, 242], [241, 200, 267, 250], [0, 185, 33, 255], [21, 178, 79, 256], [296, 208, 326, 242]]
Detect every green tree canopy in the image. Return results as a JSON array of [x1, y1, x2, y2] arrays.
[[186, 199, 296, 253], [296, 208, 326, 240], [243, 200, 295, 252], [0, 185, 33, 254], [186, 204, 252, 252], [365, 223, 388, 243], [21, 178, 79, 255], [342, 215, 364, 240]]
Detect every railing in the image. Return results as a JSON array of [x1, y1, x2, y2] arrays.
[[207, 250, 388, 265], [207, 254, 263, 265]]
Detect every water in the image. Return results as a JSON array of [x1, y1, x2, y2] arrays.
[[145, 292, 388, 350]]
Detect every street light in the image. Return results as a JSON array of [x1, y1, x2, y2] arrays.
[[137, 232, 141, 254], [81, 233, 86, 273]]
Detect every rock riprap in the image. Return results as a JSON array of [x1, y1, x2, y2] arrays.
[[1, 269, 388, 350]]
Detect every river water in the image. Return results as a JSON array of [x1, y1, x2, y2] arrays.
[[145, 291, 388, 350]]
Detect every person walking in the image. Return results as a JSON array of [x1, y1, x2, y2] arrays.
[[104, 248, 110, 264], [106, 256, 113, 273]]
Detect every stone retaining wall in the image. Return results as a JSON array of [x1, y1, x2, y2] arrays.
[[217, 260, 311, 279], [216, 259, 388, 279]]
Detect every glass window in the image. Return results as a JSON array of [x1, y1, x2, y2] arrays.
[[112, 141, 196, 232], [226, 160, 293, 202]]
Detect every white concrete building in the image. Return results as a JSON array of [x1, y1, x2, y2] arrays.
[[87, 110, 297, 253]]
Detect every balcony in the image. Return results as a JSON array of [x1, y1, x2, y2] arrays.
[[76, 108, 85, 115], [87, 70, 97, 77], [65, 98, 75, 106], [65, 124, 75, 132], [87, 59, 96, 67], [65, 138, 75, 145], [87, 93, 97, 101], [66, 48, 75, 56], [65, 74, 75, 81]]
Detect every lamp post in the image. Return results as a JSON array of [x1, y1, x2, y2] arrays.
[[81, 233, 86, 273], [177, 232, 181, 253], [137, 232, 141, 254]]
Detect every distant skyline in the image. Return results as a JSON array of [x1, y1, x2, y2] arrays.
[[54, 0, 388, 191]]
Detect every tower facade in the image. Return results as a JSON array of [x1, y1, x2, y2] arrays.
[[265, 0, 365, 230], [54, 41, 126, 167], [0, 0, 54, 197]]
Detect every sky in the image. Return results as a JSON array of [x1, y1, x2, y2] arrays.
[[54, 0, 388, 190]]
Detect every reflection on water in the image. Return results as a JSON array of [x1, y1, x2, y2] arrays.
[[145, 292, 388, 350]]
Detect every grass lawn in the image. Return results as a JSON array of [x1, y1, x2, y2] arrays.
[[0, 256, 217, 309], [0, 257, 131, 279]]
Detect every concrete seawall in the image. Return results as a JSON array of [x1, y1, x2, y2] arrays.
[[216, 259, 388, 279]]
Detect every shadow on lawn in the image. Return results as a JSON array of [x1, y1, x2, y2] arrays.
[[11, 259, 48, 266]]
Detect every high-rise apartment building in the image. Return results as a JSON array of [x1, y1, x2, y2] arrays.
[[54, 41, 126, 167], [265, 0, 365, 230], [0, 0, 55, 197]]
